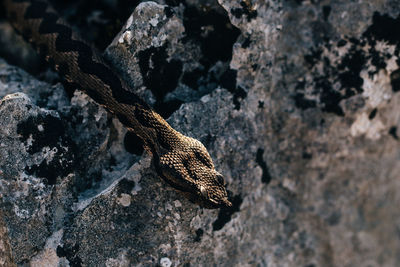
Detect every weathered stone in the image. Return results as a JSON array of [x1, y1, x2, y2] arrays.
[[0, 0, 399, 266], [105, 1, 240, 117]]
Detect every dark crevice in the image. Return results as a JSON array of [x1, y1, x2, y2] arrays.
[[231, 1, 258, 22], [137, 45, 183, 116], [390, 69, 400, 92], [337, 39, 347, 47], [117, 179, 136, 195], [56, 244, 83, 267], [17, 114, 65, 154], [220, 69, 237, 92], [337, 49, 365, 95], [49, 0, 140, 50], [17, 114, 75, 184], [294, 93, 316, 110], [242, 36, 251, 48], [153, 99, 184, 119], [182, 68, 204, 90], [181, 3, 243, 111], [322, 5, 331, 21], [124, 131, 144, 155], [220, 69, 248, 110], [194, 228, 203, 242], [325, 210, 341, 226], [255, 148, 272, 184], [232, 86, 247, 110], [135, 2, 242, 115], [24, 161, 61, 185], [389, 126, 399, 140], [297, 37, 366, 116], [302, 151, 312, 159], [183, 5, 240, 68], [363, 12, 400, 46], [368, 108, 377, 120], [212, 194, 242, 231], [296, 12, 400, 116]]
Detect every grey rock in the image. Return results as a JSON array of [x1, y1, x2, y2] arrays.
[[0, 208, 15, 267], [0, 92, 73, 262], [1, 0, 400, 266], [0, 59, 68, 110], [0, 62, 137, 265], [104, 1, 240, 116]]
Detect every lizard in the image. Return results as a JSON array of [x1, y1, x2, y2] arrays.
[[2, 0, 232, 209]]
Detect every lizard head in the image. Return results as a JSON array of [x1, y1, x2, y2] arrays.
[[157, 136, 232, 209]]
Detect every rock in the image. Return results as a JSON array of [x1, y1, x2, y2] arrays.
[[0, 91, 73, 263], [104, 1, 240, 117], [0, 61, 138, 264], [0, 209, 15, 267], [0, 0, 400, 266]]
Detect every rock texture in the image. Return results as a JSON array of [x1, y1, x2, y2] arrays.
[[1, 0, 400, 266]]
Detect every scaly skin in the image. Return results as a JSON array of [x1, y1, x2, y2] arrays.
[[3, 0, 232, 208]]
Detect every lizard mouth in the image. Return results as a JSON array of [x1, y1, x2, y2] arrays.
[[198, 196, 232, 209], [153, 153, 231, 209], [174, 190, 231, 209]]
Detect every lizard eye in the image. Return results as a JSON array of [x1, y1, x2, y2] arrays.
[[199, 185, 208, 198], [216, 174, 225, 185]]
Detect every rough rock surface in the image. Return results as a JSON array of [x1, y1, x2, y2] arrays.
[[0, 0, 400, 266]]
